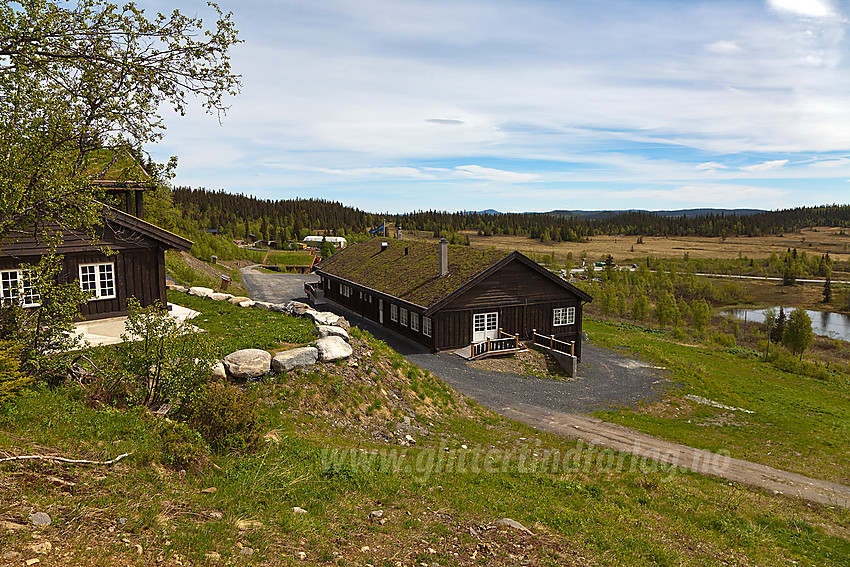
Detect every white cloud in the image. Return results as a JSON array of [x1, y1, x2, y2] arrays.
[[809, 157, 850, 168], [609, 183, 788, 205], [696, 162, 731, 172], [453, 165, 539, 183], [767, 0, 836, 18], [705, 40, 744, 54], [740, 160, 790, 172]]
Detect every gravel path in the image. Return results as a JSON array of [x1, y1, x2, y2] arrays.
[[241, 271, 850, 508], [240, 267, 317, 303]]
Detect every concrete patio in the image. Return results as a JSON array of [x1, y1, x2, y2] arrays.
[[70, 303, 200, 347]]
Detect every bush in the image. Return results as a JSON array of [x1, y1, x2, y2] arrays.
[[772, 352, 832, 381], [158, 419, 209, 471], [188, 382, 262, 453], [709, 332, 736, 348], [118, 299, 214, 411], [0, 340, 32, 407]]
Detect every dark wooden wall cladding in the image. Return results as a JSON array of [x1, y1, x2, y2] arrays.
[[319, 253, 590, 358], [1, 207, 190, 321]]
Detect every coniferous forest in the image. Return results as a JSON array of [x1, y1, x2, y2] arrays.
[[170, 187, 850, 245]]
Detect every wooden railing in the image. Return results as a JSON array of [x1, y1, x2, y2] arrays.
[[304, 281, 324, 304], [470, 329, 521, 359], [532, 329, 574, 356]]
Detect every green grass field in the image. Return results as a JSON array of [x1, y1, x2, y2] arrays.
[[584, 319, 850, 484]]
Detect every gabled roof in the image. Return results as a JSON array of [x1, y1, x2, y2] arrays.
[[104, 206, 192, 251], [316, 238, 592, 311], [424, 250, 593, 315], [86, 147, 155, 190]]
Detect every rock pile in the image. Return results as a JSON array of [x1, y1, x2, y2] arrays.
[[167, 284, 353, 379]]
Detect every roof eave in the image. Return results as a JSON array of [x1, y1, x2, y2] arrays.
[[104, 206, 193, 251]]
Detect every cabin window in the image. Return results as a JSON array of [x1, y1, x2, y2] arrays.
[[79, 262, 116, 300], [390, 304, 398, 322], [399, 308, 408, 327], [553, 306, 575, 326], [1, 269, 40, 307], [340, 284, 351, 298], [410, 312, 420, 332], [422, 317, 432, 337]]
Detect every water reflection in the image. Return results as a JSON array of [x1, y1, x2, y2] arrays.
[[723, 308, 850, 342]]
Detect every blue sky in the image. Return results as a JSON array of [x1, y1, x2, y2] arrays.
[[146, 0, 850, 213]]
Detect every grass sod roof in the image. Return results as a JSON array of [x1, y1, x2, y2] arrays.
[[316, 238, 509, 308], [84, 147, 154, 188]]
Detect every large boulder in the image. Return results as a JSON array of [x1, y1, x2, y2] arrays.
[[272, 347, 319, 372], [228, 296, 252, 304], [308, 311, 341, 326], [314, 336, 353, 362], [288, 301, 313, 316], [238, 300, 256, 308], [314, 325, 349, 342], [211, 360, 227, 380], [209, 292, 233, 302], [188, 286, 214, 298], [332, 317, 351, 331], [223, 349, 271, 379], [269, 303, 290, 313]]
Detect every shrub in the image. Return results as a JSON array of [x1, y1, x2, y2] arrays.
[[709, 332, 736, 348], [157, 419, 209, 471], [0, 340, 32, 407], [188, 382, 262, 453], [118, 299, 214, 411]]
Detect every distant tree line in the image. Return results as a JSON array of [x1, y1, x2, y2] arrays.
[[169, 188, 850, 245]]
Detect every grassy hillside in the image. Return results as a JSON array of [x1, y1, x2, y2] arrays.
[[1, 294, 848, 565]]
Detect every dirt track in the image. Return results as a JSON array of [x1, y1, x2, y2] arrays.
[[499, 404, 850, 509]]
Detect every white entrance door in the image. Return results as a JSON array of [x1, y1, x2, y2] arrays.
[[473, 312, 499, 342], [379, 299, 384, 324]]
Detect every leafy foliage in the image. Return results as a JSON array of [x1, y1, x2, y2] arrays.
[[0, 0, 239, 245], [782, 308, 814, 360], [118, 299, 214, 410], [0, 255, 88, 376], [189, 382, 262, 453], [0, 340, 31, 406]]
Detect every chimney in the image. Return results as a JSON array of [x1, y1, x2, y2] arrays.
[[381, 241, 388, 252], [404, 246, 409, 255], [439, 238, 448, 276]]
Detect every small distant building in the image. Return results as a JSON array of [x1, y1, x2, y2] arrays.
[[303, 236, 347, 249]]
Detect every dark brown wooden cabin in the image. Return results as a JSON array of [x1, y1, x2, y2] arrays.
[[0, 207, 191, 320], [313, 238, 592, 358]]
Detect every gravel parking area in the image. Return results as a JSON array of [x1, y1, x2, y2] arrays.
[[241, 270, 668, 412]]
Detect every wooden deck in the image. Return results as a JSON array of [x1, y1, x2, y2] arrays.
[[458, 330, 526, 360]]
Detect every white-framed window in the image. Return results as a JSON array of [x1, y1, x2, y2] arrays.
[[79, 262, 116, 300], [410, 312, 420, 332], [422, 317, 432, 337], [553, 306, 575, 326], [399, 308, 408, 327], [340, 284, 351, 298], [390, 304, 398, 322], [1, 269, 40, 307]]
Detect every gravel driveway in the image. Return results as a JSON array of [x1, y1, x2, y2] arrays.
[[241, 269, 668, 413]]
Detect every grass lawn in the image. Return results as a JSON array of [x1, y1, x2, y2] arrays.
[[584, 319, 850, 484]]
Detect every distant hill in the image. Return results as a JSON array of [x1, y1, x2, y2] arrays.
[[547, 208, 765, 220]]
